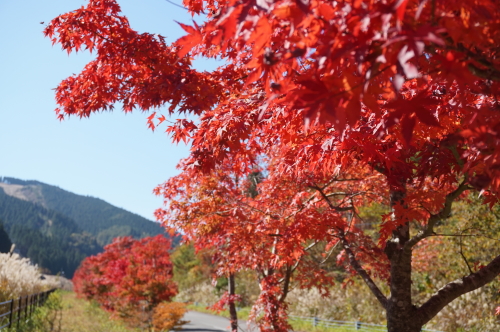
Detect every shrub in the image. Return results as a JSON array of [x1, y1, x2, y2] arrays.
[[152, 302, 188, 331], [73, 235, 177, 328], [0, 249, 58, 302]]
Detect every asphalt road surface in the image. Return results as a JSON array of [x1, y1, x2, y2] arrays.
[[182, 311, 251, 332]]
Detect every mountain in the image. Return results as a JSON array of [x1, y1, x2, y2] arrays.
[[0, 188, 101, 278], [0, 177, 165, 245], [0, 177, 169, 278]]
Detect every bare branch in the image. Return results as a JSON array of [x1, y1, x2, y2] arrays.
[[405, 180, 470, 250], [304, 241, 320, 251], [165, 0, 188, 10], [459, 232, 473, 274], [320, 239, 341, 265], [432, 232, 500, 241]]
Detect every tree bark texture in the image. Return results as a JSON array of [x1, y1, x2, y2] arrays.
[[228, 273, 238, 332], [385, 188, 421, 332]]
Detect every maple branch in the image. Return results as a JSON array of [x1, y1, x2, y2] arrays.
[[405, 180, 470, 250], [325, 191, 349, 197], [340, 235, 388, 309], [165, 0, 188, 10], [416, 253, 500, 326], [278, 242, 319, 282], [233, 199, 271, 218], [304, 241, 319, 251], [432, 232, 500, 242], [283, 176, 358, 221], [279, 265, 292, 302], [320, 240, 341, 265], [435, 226, 500, 274], [443, 42, 500, 81], [310, 185, 354, 212], [283, 191, 317, 220], [458, 232, 473, 275]]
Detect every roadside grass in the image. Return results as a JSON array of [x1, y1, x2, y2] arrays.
[[58, 291, 139, 332]]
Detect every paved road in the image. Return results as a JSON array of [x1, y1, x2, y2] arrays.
[[182, 311, 251, 332]]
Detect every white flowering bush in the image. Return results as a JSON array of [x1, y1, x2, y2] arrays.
[[286, 281, 386, 324], [0, 249, 58, 302]]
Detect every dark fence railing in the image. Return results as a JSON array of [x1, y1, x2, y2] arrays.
[[0, 289, 56, 330]]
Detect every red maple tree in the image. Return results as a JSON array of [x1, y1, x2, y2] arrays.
[[73, 235, 177, 326], [156, 153, 353, 330], [47, 1, 500, 331]]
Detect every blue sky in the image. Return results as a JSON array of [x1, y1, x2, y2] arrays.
[[0, 0, 216, 220]]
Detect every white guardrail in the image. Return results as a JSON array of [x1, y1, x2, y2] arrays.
[[288, 315, 441, 332]]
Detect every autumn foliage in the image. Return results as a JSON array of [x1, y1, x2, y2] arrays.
[[73, 235, 177, 327], [46, 0, 500, 331], [152, 302, 188, 331]]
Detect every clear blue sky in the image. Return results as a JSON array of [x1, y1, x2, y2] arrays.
[[0, 0, 216, 220]]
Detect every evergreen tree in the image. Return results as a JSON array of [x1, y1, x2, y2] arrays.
[[0, 219, 12, 253]]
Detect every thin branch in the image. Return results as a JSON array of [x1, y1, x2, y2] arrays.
[[459, 231, 473, 274], [280, 241, 320, 279], [304, 241, 320, 251], [320, 240, 341, 265], [341, 235, 388, 309], [310, 185, 355, 212], [325, 192, 349, 197], [405, 180, 470, 250], [165, 0, 188, 10], [279, 265, 292, 302], [432, 233, 500, 241]]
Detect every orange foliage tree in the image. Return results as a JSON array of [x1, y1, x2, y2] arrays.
[[73, 235, 177, 326], [46, 1, 500, 331], [155, 153, 353, 330]]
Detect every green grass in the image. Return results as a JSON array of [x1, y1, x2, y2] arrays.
[[57, 291, 140, 332]]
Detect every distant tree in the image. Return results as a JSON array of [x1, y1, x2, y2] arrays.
[[73, 235, 177, 328], [0, 220, 12, 253]]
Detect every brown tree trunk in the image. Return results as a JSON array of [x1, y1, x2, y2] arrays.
[[385, 232, 421, 332], [385, 188, 421, 332], [228, 273, 238, 332]]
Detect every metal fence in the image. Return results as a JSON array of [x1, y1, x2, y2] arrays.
[[289, 315, 441, 332], [0, 289, 56, 330]]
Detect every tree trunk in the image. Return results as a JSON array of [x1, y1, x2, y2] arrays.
[[385, 237, 421, 332], [385, 188, 422, 332], [228, 273, 238, 332]]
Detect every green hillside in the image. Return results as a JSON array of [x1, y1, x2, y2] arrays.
[[0, 177, 165, 246], [0, 177, 171, 278], [0, 188, 101, 277]]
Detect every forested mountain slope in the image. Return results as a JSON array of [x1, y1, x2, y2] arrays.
[[0, 177, 165, 245], [0, 177, 169, 278], [0, 188, 100, 277]]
